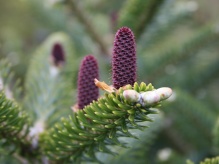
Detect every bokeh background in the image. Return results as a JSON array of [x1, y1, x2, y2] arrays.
[[1, 0, 219, 163]]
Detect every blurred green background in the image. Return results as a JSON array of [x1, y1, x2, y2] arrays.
[[0, 0, 219, 163]]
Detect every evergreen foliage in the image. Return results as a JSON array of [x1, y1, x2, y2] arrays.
[[0, 0, 219, 163], [109, 114, 163, 164], [0, 91, 30, 156], [23, 32, 77, 127], [42, 82, 163, 163], [145, 25, 219, 82], [163, 90, 216, 151], [118, 0, 165, 39], [187, 156, 219, 164]]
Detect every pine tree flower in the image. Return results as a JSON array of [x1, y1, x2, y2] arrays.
[[77, 55, 99, 109], [112, 27, 137, 89]]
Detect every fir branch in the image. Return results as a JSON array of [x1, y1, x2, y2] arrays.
[[162, 121, 194, 154], [199, 156, 219, 164], [0, 59, 22, 101], [24, 32, 76, 127], [138, 0, 194, 51], [180, 58, 219, 92], [64, 0, 110, 57], [145, 25, 219, 82], [110, 114, 163, 164], [118, 0, 165, 40], [187, 156, 219, 164], [42, 82, 170, 163], [153, 48, 219, 93], [0, 90, 32, 158], [163, 89, 216, 151]]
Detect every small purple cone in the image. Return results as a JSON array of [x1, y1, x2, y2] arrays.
[[77, 55, 99, 109], [112, 27, 137, 89], [51, 43, 65, 66]]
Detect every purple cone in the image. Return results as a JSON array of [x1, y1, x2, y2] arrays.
[[112, 27, 137, 89], [77, 55, 99, 109], [51, 43, 65, 66]]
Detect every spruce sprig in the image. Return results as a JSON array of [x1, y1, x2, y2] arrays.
[[42, 82, 161, 163], [0, 90, 30, 155]]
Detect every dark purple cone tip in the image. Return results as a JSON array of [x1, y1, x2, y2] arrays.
[[51, 43, 65, 67], [112, 27, 137, 89], [77, 55, 99, 109]]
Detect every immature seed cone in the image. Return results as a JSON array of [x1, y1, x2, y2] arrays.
[[51, 43, 65, 67], [77, 55, 99, 109], [112, 27, 137, 89]]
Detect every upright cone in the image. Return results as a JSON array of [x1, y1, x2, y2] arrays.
[[77, 55, 99, 109], [51, 43, 65, 67], [112, 27, 137, 89]]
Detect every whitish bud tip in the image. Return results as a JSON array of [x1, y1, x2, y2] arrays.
[[140, 91, 160, 105], [123, 87, 172, 106], [49, 65, 60, 78], [155, 87, 173, 100], [123, 90, 140, 102]]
